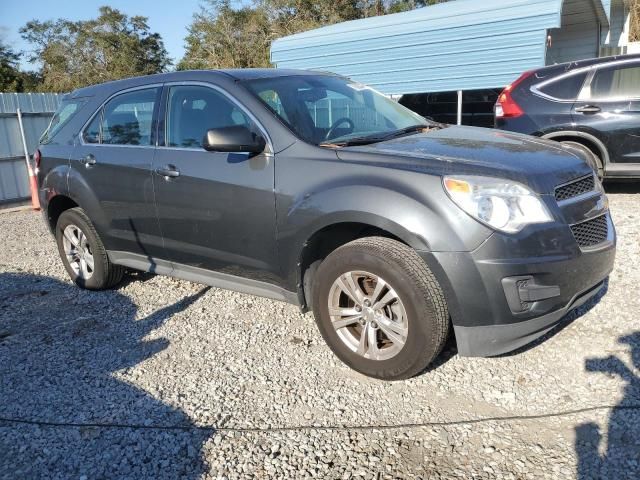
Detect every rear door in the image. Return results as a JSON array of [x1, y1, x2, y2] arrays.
[[530, 70, 588, 130], [70, 86, 164, 259], [152, 83, 278, 282], [573, 61, 640, 169]]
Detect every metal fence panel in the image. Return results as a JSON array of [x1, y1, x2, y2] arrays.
[[0, 93, 62, 203], [0, 92, 62, 114], [0, 159, 30, 202]]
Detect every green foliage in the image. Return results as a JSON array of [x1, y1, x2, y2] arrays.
[[0, 41, 41, 92], [631, 0, 640, 43], [20, 6, 170, 92], [178, 1, 272, 69], [180, 0, 452, 70], [0, 41, 23, 91]]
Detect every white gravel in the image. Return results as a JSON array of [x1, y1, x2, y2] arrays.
[[1, 184, 639, 479]]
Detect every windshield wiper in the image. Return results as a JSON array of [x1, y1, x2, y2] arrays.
[[320, 124, 437, 147], [320, 135, 388, 147]]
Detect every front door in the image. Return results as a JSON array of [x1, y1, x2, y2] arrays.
[[152, 84, 279, 283], [69, 86, 164, 259], [573, 61, 640, 168]]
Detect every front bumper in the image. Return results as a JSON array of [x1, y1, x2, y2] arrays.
[[452, 279, 605, 356], [419, 213, 616, 357]]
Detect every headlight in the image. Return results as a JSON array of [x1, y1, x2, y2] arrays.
[[443, 175, 553, 233]]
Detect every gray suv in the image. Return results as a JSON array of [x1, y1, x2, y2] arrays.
[[37, 70, 615, 380]]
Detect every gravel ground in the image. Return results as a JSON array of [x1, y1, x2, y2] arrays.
[[1, 184, 639, 479]]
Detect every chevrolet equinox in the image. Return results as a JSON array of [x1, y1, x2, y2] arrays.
[[37, 70, 616, 380]]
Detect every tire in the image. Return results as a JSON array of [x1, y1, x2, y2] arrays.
[[55, 207, 124, 290], [312, 237, 449, 380], [560, 140, 604, 180]]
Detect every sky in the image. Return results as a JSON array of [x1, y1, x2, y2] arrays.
[[0, 0, 205, 70]]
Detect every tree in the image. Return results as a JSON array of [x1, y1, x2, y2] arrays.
[[631, 0, 640, 42], [180, 0, 449, 70], [0, 41, 41, 92], [179, 0, 272, 69], [261, 0, 362, 35], [0, 41, 23, 91], [20, 6, 170, 92]]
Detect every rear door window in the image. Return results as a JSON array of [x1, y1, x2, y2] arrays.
[[83, 113, 101, 144], [588, 63, 640, 100], [537, 72, 587, 100], [100, 88, 159, 146]]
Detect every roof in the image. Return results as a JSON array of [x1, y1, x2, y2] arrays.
[[532, 52, 640, 76], [271, 0, 608, 94], [70, 68, 327, 97]]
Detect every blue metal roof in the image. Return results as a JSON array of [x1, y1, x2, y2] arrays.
[[271, 0, 608, 94]]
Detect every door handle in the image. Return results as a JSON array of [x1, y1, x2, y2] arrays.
[[575, 105, 601, 114], [155, 165, 180, 179], [80, 154, 96, 167]]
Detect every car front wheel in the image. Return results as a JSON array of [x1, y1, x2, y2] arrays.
[[312, 237, 449, 380]]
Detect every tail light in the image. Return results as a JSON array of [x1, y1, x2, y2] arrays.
[[33, 149, 41, 170], [495, 70, 534, 119]]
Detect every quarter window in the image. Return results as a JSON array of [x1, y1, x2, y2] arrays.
[[100, 88, 158, 146], [166, 85, 252, 149], [537, 72, 587, 100], [589, 63, 640, 100], [40, 98, 86, 144]]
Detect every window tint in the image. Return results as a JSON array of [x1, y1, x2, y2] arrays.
[[538, 72, 587, 100], [83, 113, 101, 144], [101, 88, 158, 146], [590, 63, 640, 99], [40, 98, 86, 144], [166, 85, 251, 149]]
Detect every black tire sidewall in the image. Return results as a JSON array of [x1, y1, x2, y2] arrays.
[[313, 247, 441, 380], [55, 209, 109, 290]]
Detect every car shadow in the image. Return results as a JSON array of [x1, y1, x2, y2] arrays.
[[0, 272, 212, 478], [604, 180, 640, 195], [576, 332, 640, 479]]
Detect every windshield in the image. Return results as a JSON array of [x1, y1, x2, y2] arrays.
[[242, 75, 431, 146]]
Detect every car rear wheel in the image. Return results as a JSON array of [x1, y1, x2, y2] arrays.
[[560, 140, 604, 180], [55, 207, 124, 290], [312, 237, 449, 380]]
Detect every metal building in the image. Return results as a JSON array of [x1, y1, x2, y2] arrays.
[[271, 0, 636, 125], [0, 93, 61, 205]]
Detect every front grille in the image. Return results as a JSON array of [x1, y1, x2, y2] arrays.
[[570, 214, 608, 248], [555, 175, 595, 202]]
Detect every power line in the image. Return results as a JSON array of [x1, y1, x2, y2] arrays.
[[2, 404, 640, 434]]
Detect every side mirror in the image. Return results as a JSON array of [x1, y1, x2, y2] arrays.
[[202, 126, 266, 155]]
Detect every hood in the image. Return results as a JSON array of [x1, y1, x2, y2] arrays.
[[335, 125, 593, 194]]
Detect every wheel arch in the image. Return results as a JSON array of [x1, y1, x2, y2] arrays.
[[283, 183, 484, 311], [46, 195, 79, 233], [541, 130, 609, 166], [296, 216, 425, 312]]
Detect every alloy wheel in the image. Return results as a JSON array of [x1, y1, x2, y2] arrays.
[[62, 224, 95, 280], [327, 270, 408, 361]]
